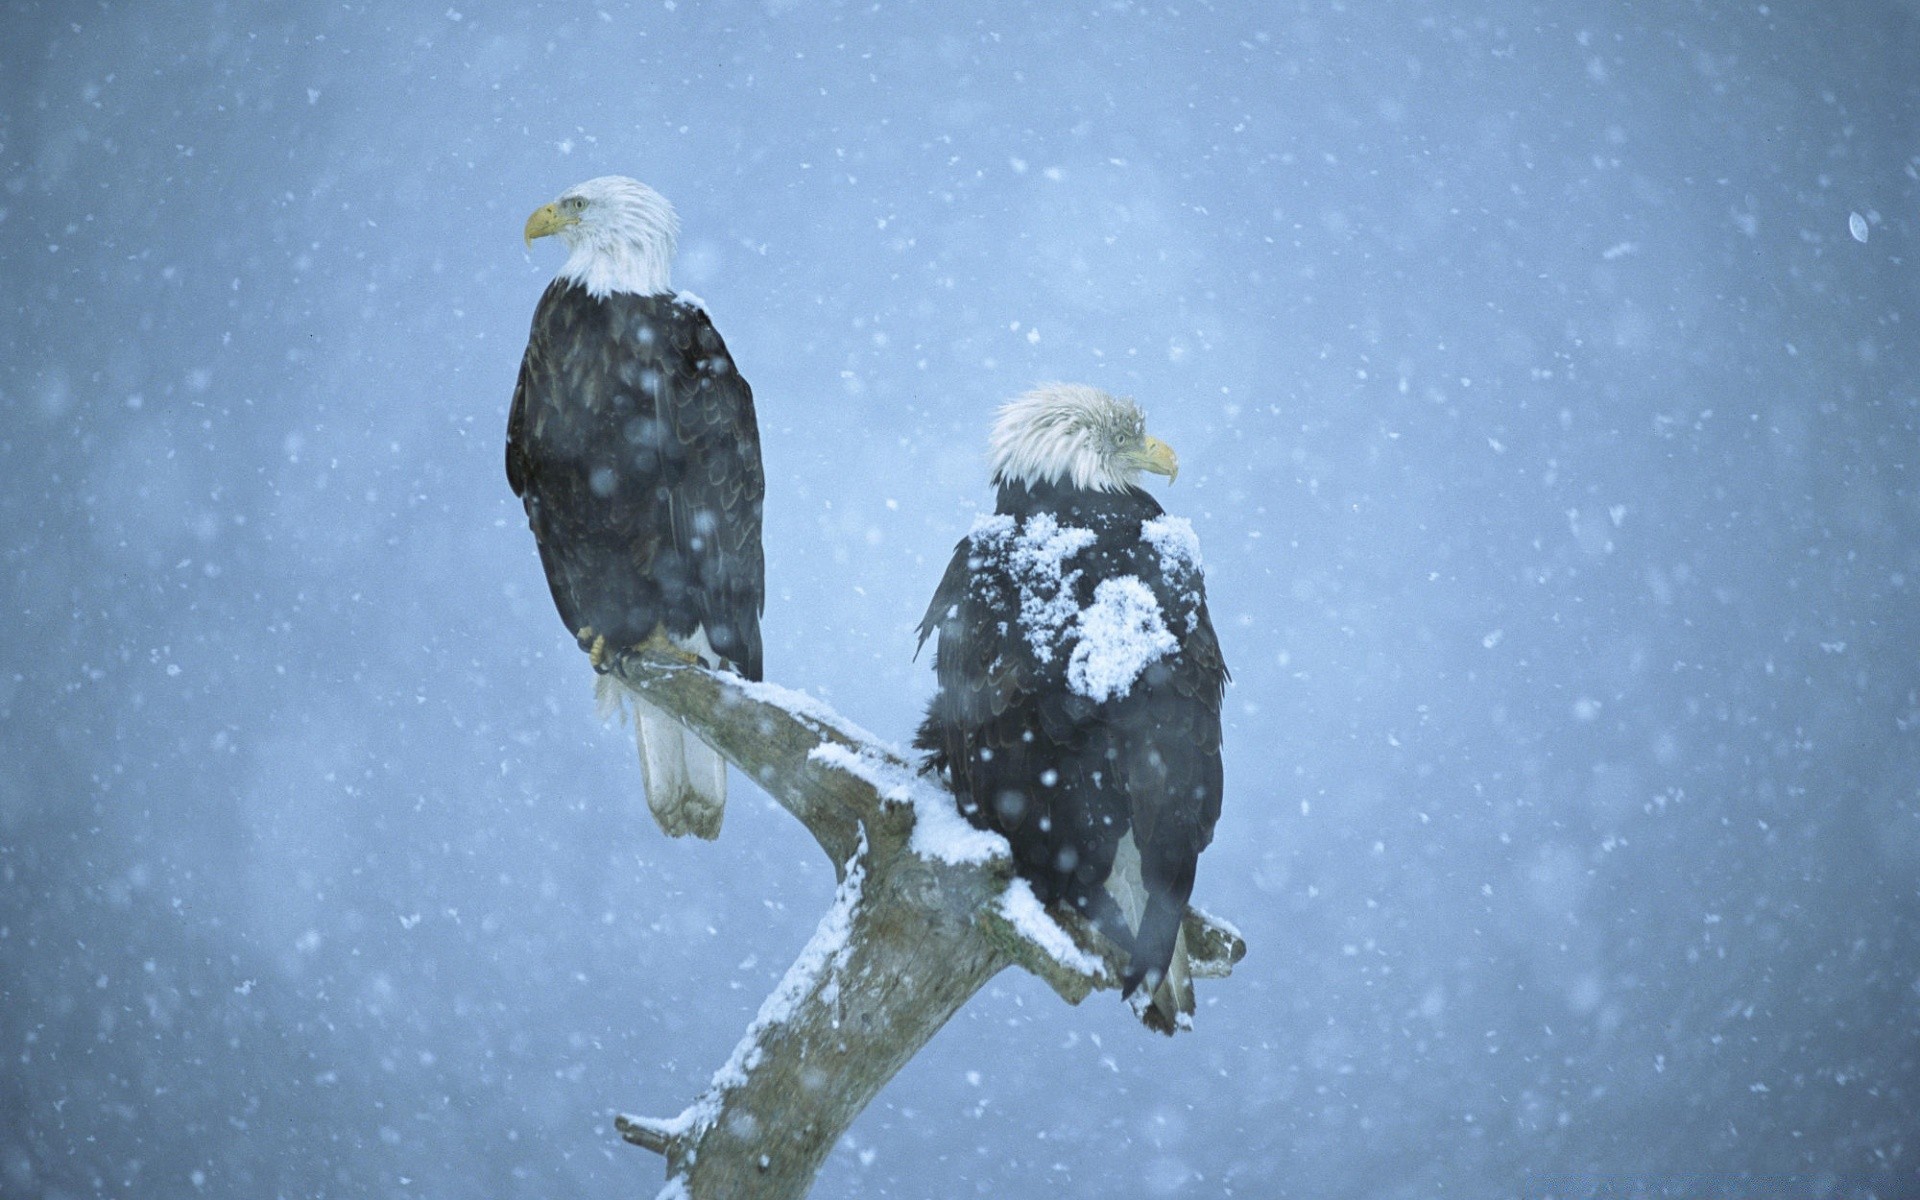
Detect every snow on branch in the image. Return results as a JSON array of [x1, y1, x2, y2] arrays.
[[600, 646, 1246, 1200]]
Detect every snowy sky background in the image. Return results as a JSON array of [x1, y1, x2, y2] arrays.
[[3, 2, 1918, 1197]]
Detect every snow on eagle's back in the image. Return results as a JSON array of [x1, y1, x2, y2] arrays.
[[969, 508, 1198, 701], [1067, 576, 1178, 703], [1141, 514, 1204, 633], [1141, 514, 1202, 577], [968, 511, 1098, 664]]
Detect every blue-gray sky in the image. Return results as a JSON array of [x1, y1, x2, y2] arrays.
[[3, 2, 1916, 1197]]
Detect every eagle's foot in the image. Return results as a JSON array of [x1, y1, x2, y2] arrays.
[[634, 627, 702, 667], [576, 626, 614, 672], [575, 626, 701, 672]]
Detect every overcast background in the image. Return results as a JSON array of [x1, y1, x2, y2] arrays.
[[4, 2, 1918, 1197]]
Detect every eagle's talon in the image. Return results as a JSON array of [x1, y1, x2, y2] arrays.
[[575, 629, 612, 672], [634, 628, 702, 667]]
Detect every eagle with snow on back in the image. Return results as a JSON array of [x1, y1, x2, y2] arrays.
[[507, 176, 764, 840], [915, 384, 1228, 1033]]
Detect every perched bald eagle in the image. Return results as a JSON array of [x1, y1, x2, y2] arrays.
[[508, 176, 763, 840], [915, 384, 1228, 1033]]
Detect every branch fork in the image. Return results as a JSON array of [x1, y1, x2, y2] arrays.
[[601, 647, 1245, 1199]]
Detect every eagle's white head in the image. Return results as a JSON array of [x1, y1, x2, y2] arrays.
[[524, 175, 679, 299], [988, 383, 1180, 493]]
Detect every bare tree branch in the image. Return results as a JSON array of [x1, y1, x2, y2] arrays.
[[603, 646, 1246, 1200]]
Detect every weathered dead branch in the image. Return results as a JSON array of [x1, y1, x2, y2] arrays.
[[603, 647, 1245, 1199]]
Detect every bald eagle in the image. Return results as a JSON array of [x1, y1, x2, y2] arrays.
[[915, 384, 1227, 1033], [508, 176, 764, 840]]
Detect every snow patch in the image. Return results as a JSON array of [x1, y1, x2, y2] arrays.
[[970, 511, 1097, 664], [999, 877, 1106, 978], [622, 1106, 702, 1141], [1140, 514, 1205, 633], [1190, 905, 1241, 944], [707, 828, 867, 1099], [808, 742, 1006, 865], [654, 1178, 692, 1200], [733, 677, 886, 746], [1067, 576, 1177, 702], [968, 512, 1198, 694], [966, 511, 1015, 541], [1141, 514, 1202, 578], [1125, 986, 1194, 1031]]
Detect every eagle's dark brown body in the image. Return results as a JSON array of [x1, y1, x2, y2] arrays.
[[915, 479, 1226, 1028], [507, 281, 764, 681]]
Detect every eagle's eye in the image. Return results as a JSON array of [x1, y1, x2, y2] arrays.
[[562, 196, 586, 213]]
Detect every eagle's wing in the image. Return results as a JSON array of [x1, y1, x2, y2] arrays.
[[1111, 555, 1227, 999], [915, 526, 1133, 920], [914, 534, 1033, 765], [506, 341, 534, 499], [657, 301, 765, 681], [505, 282, 594, 641]]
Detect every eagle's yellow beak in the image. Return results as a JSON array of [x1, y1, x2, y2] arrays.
[[523, 203, 575, 248], [1136, 435, 1179, 483]]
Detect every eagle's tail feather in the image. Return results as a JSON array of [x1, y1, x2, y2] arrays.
[[1131, 919, 1195, 1036], [679, 723, 729, 834], [596, 674, 726, 840], [1104, 833, 1197, 1036]]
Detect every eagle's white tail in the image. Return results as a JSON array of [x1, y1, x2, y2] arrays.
[[1105, 834, 1195, 1033], [595, 670, 727, 841]]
